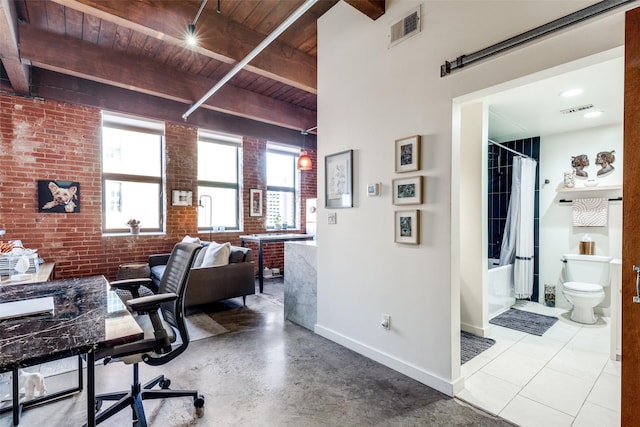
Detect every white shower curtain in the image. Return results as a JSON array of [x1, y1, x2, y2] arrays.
[[499, 156, 537, 299]]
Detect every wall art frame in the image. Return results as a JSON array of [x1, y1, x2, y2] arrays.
[[38, 180, 81, 213], [250, 189, 263, 217], [171, 190, 193, 206], [392, 175, 423, 205], [325, 149, 353, 208], [395, 209, 420, 245], [395, 135, 421, 173]]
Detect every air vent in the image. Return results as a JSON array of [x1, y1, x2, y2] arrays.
[[560, 104, 594, 114], [389, 5, 421, 48]]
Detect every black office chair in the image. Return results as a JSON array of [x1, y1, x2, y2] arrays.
[[93, 242, 204, 426]]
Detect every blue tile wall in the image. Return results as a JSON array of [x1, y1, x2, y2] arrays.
[[488, 137, 540, 300]]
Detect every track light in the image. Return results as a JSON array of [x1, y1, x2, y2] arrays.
[[187, 24, 197, 46]]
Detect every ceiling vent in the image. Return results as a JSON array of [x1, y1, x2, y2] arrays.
[[560, 104, 594, 114], [389, 5, 421, 48]]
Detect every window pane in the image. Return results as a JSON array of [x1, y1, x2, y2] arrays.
[[102, 127, 162, 176], [197, 186, 238, 230], [266, 152, 294, 187], [266, 191, 295, 227], [104, 180, 160, 229], [198, 142, 238, 183]]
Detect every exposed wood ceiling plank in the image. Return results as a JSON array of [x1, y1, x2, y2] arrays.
[[344, 0, 385, 20], [49, 0, 319, 93], [0, 0, 30, 94], [19, 24, 316, 131]]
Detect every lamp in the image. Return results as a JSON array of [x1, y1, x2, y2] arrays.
[[297, 130, 313, 171], [185, 0, 210, 46], [198, 194, 213, 242]]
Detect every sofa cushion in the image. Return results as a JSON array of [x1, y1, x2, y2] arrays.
[[200, 242, 231, 268], [150, 265, 166, 284]]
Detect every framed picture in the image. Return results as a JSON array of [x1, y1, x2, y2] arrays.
[[395, 135, 421, 173], [392, 176, 423, 205], [395, 210, 420, 244], [325, 149, 353, 208], [172, 190, 193, 206], [38, 180, 80, 213], [250, 189, 263, 217]]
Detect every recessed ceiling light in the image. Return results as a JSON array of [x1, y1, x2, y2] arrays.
[[584, 111, 603, 118], [560, 88, 583, 98]]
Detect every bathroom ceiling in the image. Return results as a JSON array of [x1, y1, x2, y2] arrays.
[[487, 56, 624, 143]]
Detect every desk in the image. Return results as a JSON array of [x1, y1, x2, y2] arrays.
[[0, 262, 55, 286], [0, 276, 143, 426], [239, 234, 314, 293]]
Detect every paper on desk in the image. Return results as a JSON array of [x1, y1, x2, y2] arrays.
[[0, 297, 54, 320]]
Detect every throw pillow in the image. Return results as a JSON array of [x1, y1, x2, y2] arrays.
[[192, 244, 209, 268], [181, 235, 201, 244], [200, 242, 231, 268]]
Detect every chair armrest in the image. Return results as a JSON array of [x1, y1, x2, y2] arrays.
[[148, 253, 171, 268], [110, 278, 153, 298], [127, 292, 177, 312]]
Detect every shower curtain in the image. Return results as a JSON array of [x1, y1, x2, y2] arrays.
[[499, 156, 537, 299]]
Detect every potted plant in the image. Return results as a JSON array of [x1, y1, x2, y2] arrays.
[[126, 219, 141, 234], [274, 214, 282, 230]]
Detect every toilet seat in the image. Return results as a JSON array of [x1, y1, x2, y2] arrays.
[[563, 281, 603, 294]]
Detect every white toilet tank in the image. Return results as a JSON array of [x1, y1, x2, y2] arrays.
[[563, 254, 612, 286]]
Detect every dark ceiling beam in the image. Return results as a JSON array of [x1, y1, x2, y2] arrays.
[[18, 24, 316, 132], [32, 69, 316, 149], [0, 0, 30, 94], [49, 0, 318, 94], [343, 0, 385, 20]]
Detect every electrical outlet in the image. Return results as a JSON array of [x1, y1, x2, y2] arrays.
[[327, 212, 337, 225], [381, 314, 391, 330]]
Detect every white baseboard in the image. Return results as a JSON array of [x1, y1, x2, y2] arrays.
[[460, 322, 488, 337], [315, 324, 457, 396]]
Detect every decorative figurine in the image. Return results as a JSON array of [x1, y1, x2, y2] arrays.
[[571, 154, 589, 178], [596, 150, 615, 177]]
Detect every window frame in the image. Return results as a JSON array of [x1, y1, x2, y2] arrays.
[[266, 143, 300, 229], [197, 131, 242, 232], [101, 113, 165, 234]]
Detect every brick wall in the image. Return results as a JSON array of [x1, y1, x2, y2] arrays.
[[0, 93, 317, 281]]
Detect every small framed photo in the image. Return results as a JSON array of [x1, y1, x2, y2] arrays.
[[172, 190, 193, 206], [250, 189, 263, 217], [325, 149, 353, 209], [392, 176, 423, 205], [395, 210, 420, 245], [38, 180, 80, 213], [395, 135, 421, 173]]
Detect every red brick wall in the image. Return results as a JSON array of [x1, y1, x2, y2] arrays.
[[0, 93, 317, 281]]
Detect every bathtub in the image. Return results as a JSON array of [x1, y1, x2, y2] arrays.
[[487, 258, 516, 319]]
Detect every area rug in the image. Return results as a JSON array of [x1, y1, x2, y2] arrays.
[[489, 308, 558, 336], [460, 331, 495, 364], [185, 309, 229, 341]]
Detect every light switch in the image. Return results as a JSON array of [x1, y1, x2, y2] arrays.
[[328, 212, 337, 225]]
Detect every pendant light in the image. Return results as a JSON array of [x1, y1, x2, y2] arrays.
[[297, 130, 312, 171]]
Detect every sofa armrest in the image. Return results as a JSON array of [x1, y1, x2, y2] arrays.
[[148, 253, 171, 268], [185, 262, 255, 307]]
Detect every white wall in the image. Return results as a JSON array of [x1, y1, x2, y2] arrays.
[[539, 124, 623, 309], [316, 0, 631, 396]]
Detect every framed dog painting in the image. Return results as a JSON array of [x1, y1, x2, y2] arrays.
[[38, 180, 81, 213]]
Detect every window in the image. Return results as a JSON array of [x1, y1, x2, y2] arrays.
[[266, 143, 299, 228], [101, 112, 164, 233], [198, 131, 241, 231]]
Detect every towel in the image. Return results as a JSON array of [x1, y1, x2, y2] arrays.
[[572, 198, 608, 226]]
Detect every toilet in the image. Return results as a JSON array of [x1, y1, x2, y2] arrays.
[[562, 254, 612, 324]]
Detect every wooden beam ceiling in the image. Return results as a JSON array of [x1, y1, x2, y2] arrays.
[[0, 0, 29, 94], [344, 0, 386, 21], [49, 0, 319, 93], [19, 24, 316, 131]]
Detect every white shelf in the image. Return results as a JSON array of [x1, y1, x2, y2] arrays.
[[556, 184, 622, 193]]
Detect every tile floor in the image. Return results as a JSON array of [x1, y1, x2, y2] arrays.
[[457, 301, 620, 427]]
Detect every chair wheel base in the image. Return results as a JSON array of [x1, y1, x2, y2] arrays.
[[194, 395, 205, 417], [159, 378, 171, 389]]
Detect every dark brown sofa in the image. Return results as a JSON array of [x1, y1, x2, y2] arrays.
[[148, 244, 255, 307]]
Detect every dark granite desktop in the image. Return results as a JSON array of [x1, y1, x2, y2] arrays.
[[0, 276, 142, 372]]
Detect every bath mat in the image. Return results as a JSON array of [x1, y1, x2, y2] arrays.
[[489, 308, 558, 336], [461, 332, 495, 364]]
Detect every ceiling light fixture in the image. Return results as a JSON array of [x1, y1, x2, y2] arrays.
[[186, 0, 209, 46], [584, 110, 603, 118], [297, 130, 313, 171], [560, 88, 583, 98]]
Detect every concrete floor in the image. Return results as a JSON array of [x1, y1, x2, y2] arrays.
[[2, 280, 512, 426]]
